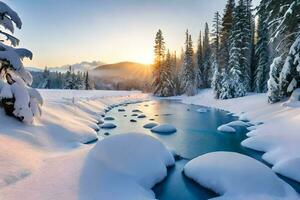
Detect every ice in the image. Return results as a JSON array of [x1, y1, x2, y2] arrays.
[[184, 152, 299, 200], [151, 124, 177, 134]]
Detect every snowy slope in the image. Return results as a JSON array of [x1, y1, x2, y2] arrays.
[[178, 89, 300, 183], [0, 89, 155, 199]]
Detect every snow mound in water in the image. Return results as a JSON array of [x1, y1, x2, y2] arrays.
[[151, 124, 177, 134], [137, 114, 146, 118], [273, 157, 300, 183], [184, 152, 299, 200], [196, 108, 208, 113], [217, 124, 236, 133], [104, 116, 115, 121], [226, 120, 250, 127], [100, 123, 116, 129], [143, 122, 158, 129], [132, 109, 142, 113], [80, 133, 175, 200]]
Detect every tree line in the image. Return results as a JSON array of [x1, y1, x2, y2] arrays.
[[32, 66, 94, 90], [152, 0, 300, 103]]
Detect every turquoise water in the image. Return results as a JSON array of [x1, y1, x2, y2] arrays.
[[98, 100, 300, 199]]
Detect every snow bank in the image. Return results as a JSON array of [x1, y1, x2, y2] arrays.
[[151, 124, 177, 134], [184, 152, 299, 200], [217, 124, 236, 133], [179, 89, 300, 183], [79, 133, 175, 200], [0, 90, 148, 199]]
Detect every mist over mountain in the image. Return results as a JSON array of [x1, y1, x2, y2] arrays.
[[27, 61, 105, 73]]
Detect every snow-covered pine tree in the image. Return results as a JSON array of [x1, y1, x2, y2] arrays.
[[172, 51, 183, 95], [84, 71, 92, 90], [268, 56, 284, 103], [152, 29, 166, 96], [220, 0, 235, 72], [203, 23, 212, 88], [63, 66, 74, 89], [181, 30, 197, 96], [211, 12, 223, 98], [38, 67, 51, 89], [279, 36, 300, 96], [276, 1, 300, 98], [160, 50, 174, 97], [225, 0, 253, 98], [0, 1, 43, 123], [254, 0, 270, 93], [196, 31, 204, 88]]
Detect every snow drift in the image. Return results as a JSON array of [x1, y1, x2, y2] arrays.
[[79, 133, 175, 200], [184, 152, 299, 200]]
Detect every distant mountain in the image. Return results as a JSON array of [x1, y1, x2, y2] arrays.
[[92, 61, 152, 91], [27, 61, 105, 73], [26, 67, 43, 72]]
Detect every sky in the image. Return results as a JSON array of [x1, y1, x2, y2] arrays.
[[3, 0, 260, 68]]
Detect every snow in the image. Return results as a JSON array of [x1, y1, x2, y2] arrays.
[[225, 120, 250, 127], [151, 124, 177, 134], [137, 114, 146, 118], [80, 133, 175, 200], [184, 152, 299, 200], [178, 89, 300, 183], [217, 124, 236, 133], [273, 158, 300, 183], [0, 89, 149, 199], [143, 122, 158, 129], [100, 122, 116, 129], [282, 88, 300, 107], [104, 116, 115, 121]]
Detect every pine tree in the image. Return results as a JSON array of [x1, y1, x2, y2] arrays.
[[268, 56, 284, 103], [254, 0, 270, 93], [203, 23, 212, 88], [161, 50, 174, 97], [211, 12, 223, 98], [225, 0, 253, 98], [152, 29, 166, 96], [0, 2, 42, 122], [181, 30, 197, 96], [196, 31, 204, 88], [84, 71, 91, 90], [220, 0, 235, 71]]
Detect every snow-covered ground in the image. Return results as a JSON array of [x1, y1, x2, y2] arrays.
[[0, 89, 166, 200], [178, 89, 300, 183]]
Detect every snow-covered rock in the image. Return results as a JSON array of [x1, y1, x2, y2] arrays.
[[100, 122, 117, 129], [104, 116, 114, 121], [118, 108, 125, 112], [132, 109, 142, 113], [137, 114, 146, 118], [226, 120, 250, 127], [80, 133, 175, 200], [143, 122, 158, 129], [151, 124, 177, 134], [184, 152, 299, 200], [217, 124, 236, 133]]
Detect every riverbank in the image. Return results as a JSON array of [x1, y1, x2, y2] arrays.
[[0, 89, 149, 199], [177, 89, 300, 183]]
